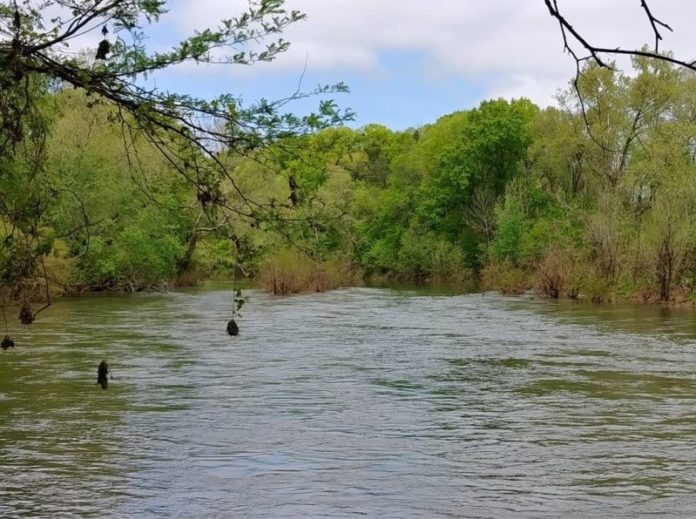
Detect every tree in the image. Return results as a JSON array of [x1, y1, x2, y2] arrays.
[[545, 1, 695, 134], [416, 99, 537, 251], [0, 0, 352, 318]]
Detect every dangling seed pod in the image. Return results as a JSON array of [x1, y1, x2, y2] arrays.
[[197, 190, 212, 207], [1, 335, 14, 350], [97, 360, 109, 389], [19, 303, 34, 325], [95, 39, 110, 60], [226, 319, 239, 336]]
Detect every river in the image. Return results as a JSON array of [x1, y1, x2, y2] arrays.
[[2, 286, 696, 517]]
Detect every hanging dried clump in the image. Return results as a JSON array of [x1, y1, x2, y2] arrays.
[[1, 335, 14, 350], [95, 25, 110, 60], [9, 11, 23, 82], [226, 287, 246, 337], [288, 175, 299, 206], [226, 319, 239, 336], [197, 190, 213, 207], [19, 303, 34, 325], [97, 360, 109, 389]]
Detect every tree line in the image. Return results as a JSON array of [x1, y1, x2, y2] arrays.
[[4, 56, 696, 305], [253, 55, 696, 303]]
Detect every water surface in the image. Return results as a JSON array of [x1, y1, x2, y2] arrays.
[[2, 287, 696, 517]]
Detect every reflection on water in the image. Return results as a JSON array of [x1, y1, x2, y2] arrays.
[[2, 287, 696, 517]]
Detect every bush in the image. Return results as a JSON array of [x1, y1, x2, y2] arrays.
[[481, 260, 530, 295], [259, 249, 357, 295]]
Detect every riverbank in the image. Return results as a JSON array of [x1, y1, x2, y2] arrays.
[[10, 264, 696, 326]]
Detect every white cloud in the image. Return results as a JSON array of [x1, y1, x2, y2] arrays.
[[36, 0, 694, 112], [163, 0, 696, 106]]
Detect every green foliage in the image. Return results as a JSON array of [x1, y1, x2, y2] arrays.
[[486, 58, 696, 302], [396, 224, 469, 282], [0, 0, 354, 312], [6, 27, 696, 305], [488, 187, 529, 265], [75, 210, 184, 289], [192, 238, 240, 279]]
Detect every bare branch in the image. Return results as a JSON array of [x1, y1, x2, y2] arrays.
[[545, 0, 693, 72], [640, 0, 673, 53]]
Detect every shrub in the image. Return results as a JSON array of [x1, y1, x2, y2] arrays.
[[259, 249, 357, 295]]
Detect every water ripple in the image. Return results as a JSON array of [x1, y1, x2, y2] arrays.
[[1, 288, 696, 517]]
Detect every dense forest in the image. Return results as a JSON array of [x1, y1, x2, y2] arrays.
[[4, 56, 696, 306]]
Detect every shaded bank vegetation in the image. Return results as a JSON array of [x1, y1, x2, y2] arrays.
[[5, 57, 696, 304], [0, 0, 353, 329]]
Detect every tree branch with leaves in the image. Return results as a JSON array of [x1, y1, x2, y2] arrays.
[[0, 0, 353, 322]]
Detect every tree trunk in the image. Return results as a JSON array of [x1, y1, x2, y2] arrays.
[[177, 231, 199, 275], [657, 240, 672, 302]]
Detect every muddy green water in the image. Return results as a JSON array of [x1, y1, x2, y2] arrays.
[[2, 287, 696, 517]]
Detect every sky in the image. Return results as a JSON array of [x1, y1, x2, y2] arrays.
[[95, 1, 696, 129]]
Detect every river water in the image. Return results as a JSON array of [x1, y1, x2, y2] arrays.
[[2, 287, 696, 517]]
